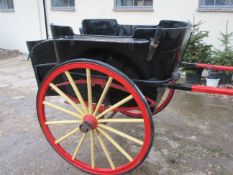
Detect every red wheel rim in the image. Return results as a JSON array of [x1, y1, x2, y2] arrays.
[[120, 88, 175, 117], [37, 59, 154, 175]]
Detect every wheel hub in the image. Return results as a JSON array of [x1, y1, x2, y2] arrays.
[[80, 115, 98, 133]]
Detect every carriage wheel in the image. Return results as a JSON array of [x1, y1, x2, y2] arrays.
[[121, 87, 175, 117], [37, 59, 154, 175]]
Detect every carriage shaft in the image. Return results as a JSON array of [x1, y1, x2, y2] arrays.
[[182, 62, 233, 72], [168, 83, 233, 96]]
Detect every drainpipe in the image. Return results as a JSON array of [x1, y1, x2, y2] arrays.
[[42, 0, 49, 39], [36, 0, 42, 39]]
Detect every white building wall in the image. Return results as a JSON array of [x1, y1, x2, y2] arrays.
[[47, 0, 233, 48], [0, 0, 233, 53], [0, 0, 46, 53]]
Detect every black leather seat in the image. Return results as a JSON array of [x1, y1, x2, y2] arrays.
[[50, 24, 74, 38]]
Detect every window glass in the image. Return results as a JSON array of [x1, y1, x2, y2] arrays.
[[115, 0, 153, 7], [144, 0, 153, 6], [200, 0, 233, 7], [0, 0, 14, 11], [51, 0, 75, 8], [201, 0, 215, 6]]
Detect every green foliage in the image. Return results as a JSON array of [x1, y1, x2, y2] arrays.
[[211, 21, 233, 67], [183, 20, 212, 64], [211, 50, 233, 66]]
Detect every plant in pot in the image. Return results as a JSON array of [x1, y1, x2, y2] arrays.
[[210, 21, 233, 86], [183, 20, 212, 84]]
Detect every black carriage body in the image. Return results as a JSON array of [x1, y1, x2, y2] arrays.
[[27, 20, 191, 108]]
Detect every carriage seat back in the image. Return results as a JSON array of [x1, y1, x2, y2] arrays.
[[82, 19, 120, 36], [50, 24, 74, 38], [82, 19, 157, 37]]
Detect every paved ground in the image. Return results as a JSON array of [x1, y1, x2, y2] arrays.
[[0, 53, 233, 175]]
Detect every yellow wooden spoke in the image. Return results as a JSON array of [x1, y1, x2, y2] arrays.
[[86, 69, 93, 114], [98, 124, 143, 145], [96, 95, 133, 119], [64, 71, 88, 114], [98, 119, 144, 123], [95, 130, 115, 169], [46, 120, 81, 125], [49, 83, 85, 116], [55, 127, 80, 144], [97, 128, 133, 162], [90, 130, 95, 168], [93, 77, 113, 116], [72, 133, 87, 160], [43, 101, 82, 119]]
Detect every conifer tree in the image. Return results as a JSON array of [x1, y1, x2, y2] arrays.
[[183, 20, 212, 64]]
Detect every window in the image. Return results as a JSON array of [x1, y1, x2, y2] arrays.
[[51, 0, 75, 11], [199, 0, 233, 11], [0, 0, 14, 12], [115, 0, 153, 10]]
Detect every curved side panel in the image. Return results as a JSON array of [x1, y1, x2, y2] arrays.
[[39, 39, 151, 79], [31, 39, 158, 103], [151, 21, 192, 80]]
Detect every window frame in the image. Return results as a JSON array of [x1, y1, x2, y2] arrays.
[[198, 0, 233, 12], [0, 0, 15, 12], [51, 0, 75, 11], [114, 0, 153, 11]]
